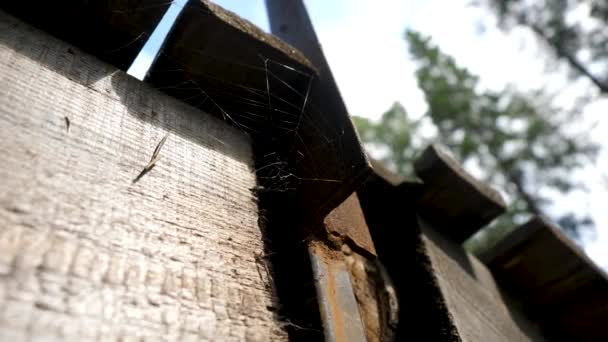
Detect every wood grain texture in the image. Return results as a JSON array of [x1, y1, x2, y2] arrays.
[[420, 220, 545, 342], [0, 11, 286, 341]]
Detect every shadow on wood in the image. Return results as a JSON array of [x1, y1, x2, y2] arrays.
[[1, 0, 168, 72], [481, 217, 608, 341]]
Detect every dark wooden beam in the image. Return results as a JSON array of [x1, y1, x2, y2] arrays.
[[1, 0, 169, 71], [265, 0, 349, 123], [414, 144, 506, 243], [324, 193, 376, 256], [481, 217, 608, 341], [358, 166, 544, 341], [264, 0, 371, 220], [357, 164, 458, 341], [147, 0, 370, 222]]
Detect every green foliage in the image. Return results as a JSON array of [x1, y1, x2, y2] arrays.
[[353, 103, 422, 176], [484, 0, 608, 94], [354, 30, 598, 254]]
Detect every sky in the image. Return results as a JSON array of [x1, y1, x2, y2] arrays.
[[127, 0, 186, 79], [128, 0, 608, 269]]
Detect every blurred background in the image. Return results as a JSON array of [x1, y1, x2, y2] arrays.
[[186, 0, 607, 267]]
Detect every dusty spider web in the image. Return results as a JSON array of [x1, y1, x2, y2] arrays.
[[122, 0, 345, 195]]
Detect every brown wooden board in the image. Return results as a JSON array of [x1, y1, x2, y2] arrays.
[[481, 217, 608, 341], [420, 221, 546, 342], [358, 163, 545, 341], [146, 0, 370, 224], [324, 193, 376, 256], [0, 12, 286, 340], [357, 170, 459, 341], [1, 0, 169, 71], [414, 144, 506, 243], [367, 158, 408, 187]]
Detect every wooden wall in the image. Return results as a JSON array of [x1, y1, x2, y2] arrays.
[[2, 1, 607, 341], [0, 11, 286, 341]]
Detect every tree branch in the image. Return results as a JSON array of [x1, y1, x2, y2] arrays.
[[506, 170, 544, 217], [527, 23, 608, 95]]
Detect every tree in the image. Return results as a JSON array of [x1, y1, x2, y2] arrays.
[[354, 30, 598, 253], [353, 103, 422, 177], [482, 0, 608, 96]]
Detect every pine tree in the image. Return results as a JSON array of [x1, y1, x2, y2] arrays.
[[354, 30, 598, 253]]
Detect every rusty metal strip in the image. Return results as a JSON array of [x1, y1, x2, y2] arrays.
[[309, 246, 367, 342]]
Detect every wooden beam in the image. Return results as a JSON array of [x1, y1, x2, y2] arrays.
[[0, 11, 286, 340], [414, 144, 506, 243], [1, 0, 169, 71], [264, 0, 371, 219], [357, 173, 460, 341], [324, 193, 376, 256], [265, 0, 349, 122], [420, 221, 545, 341], [481, 217, 608, 340], [146, 0, 370, 223], [358, 164, 544, 341]]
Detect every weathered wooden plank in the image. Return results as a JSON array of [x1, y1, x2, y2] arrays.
[[0, 11, 286, 340], [414, 144, 506, 243], [147, 0, 370, 223], [1, 0, 168, 71], [481, 217, 608, 341], [265, 0, 332, 81], [420, 221, 545, 342], [358, 162, 544, 341], [324, 193, 376, 256]]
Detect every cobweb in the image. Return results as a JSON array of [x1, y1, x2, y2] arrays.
[[113, 1, 347, 336], [122, 0, 345, 196]]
